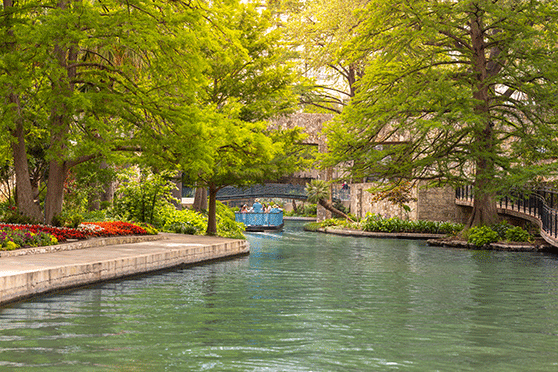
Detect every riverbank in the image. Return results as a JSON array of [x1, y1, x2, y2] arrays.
[[313, 226, 555, 252], [0, 233, 249, 307], [314, 226, 446, 240]]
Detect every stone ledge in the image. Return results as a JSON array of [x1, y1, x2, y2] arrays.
[[427, 238, 553, 252], [0, 237, 250, 306], [0, 234, 164, 258], [317, 227, 447, 240]]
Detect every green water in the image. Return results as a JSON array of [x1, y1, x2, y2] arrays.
[[2, 220, 558, 371]]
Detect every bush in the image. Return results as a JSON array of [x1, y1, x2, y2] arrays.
[[320, 218, 342, 227], [159, 205, 207, 235], [361, 214, 463, 235], [136, 222, 159, 235], [490, 221, 513, 240], [304, 222, 322, 231], [505, 226, 532, 242], [216, 201, 245, 239], [113, 169, 178, 226], [467, 225, 499, 247], [285, 203, 317, 217], [52, 211, 83, 228], [157, 202, 245, 239]]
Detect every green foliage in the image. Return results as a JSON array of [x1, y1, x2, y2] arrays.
[[467, 226, 500, 248], [81, 210, 110, 223], [157, 201, 245, 239], [362, 214, 463, 235], [284, 203, 317, 217], [505, 226, 532, 243], [52, 211, 84, 228], [489, 221, 513, 240], [487, 221, 533, 242], [215, 201, 246, 239], [0, 201, 36, 225], [320, 218, 341, 227], [113, 170, 178, 226], [159, 205, 207, 235], [325, 0, 558, 226], [303, 222, 322, 231], [135, 222, 159, 236], [305, 180, 330, 204]]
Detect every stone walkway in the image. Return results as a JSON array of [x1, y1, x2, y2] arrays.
[[0, 233, 249, 306]]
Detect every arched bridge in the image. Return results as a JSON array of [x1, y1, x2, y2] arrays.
[[456, 186, 558, 248], [216, 183, 308, 201], [214, 183, 351, 202]]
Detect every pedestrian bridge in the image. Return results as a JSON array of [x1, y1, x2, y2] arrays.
[[215, 183, 350, 202], [216, 183, 308, 201]]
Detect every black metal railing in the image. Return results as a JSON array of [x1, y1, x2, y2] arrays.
[[216, 183, 308, 201], [456, 186, 558, 242]]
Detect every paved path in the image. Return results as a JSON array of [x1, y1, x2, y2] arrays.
[[0, 233, 249, 306]]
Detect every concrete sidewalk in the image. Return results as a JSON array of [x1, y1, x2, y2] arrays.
[[0, 233, 249, 306]]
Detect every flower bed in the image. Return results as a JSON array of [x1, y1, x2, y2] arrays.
[[0, 221, 148, 244], [81, 222, 148, 237]]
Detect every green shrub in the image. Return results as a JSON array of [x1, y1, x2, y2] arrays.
[[490, 221, 513, 239], [438, 221, 464, 235], [157, 201, 245, 239], [362, 214, 463, 235], [505, 226, 532, 242], [304, 222, 322, 231], [159, 205, 206, 235], [216, 201, 245, 239], [467, 225, 499, 247], [113, 169, 178, 226], [52, 211, 84, 228], [320, 218, 342, 227], [136, 222, 159, 235]]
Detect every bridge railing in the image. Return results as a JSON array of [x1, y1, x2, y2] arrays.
[[456, 186, 558, 242], [235, 211, 283, 227], [217, 184, 307, 201]]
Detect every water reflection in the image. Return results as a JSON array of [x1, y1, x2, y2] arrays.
[[1, 221, 558, 371]]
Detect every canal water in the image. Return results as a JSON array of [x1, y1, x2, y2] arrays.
[[1, 220, 558, 371]]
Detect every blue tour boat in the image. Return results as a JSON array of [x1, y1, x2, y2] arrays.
[[235, 201, 284, 232]]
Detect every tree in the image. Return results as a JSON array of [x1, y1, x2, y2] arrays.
[[1, 0, 208, 223], [305, 179, 354, 222], [277, 0, 369, 113], [325, 0, 558, 227], [155, 1, 304, 236]]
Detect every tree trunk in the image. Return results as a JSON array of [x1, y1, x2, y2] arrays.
[[4, 0, 42, 222], [467, 157, 499, 228], [193, 187, 207, 211], [319, 199, 354, 223], [44, 16, 78, 224], [11, 121, 43, 222], [466, 10, 500, 228], [206, 185, 218, 236], [44, 159, 68, 225]]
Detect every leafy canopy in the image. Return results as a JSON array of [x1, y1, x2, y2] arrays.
[[325, 0, 558, 207]]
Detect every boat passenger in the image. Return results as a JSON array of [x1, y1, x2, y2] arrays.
[[252, 200, 263, 213]]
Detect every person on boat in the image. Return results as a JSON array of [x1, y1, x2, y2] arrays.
[[241, 204, 248, 213], [252, 200, 263, 213]]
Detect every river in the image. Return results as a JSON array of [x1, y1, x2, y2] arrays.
[[1, 220, 558, 371]]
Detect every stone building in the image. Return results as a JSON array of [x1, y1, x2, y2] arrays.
[[272, 113, 467, 223]]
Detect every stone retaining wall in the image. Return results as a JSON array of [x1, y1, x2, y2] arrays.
[[0, 235, 249, 306]]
